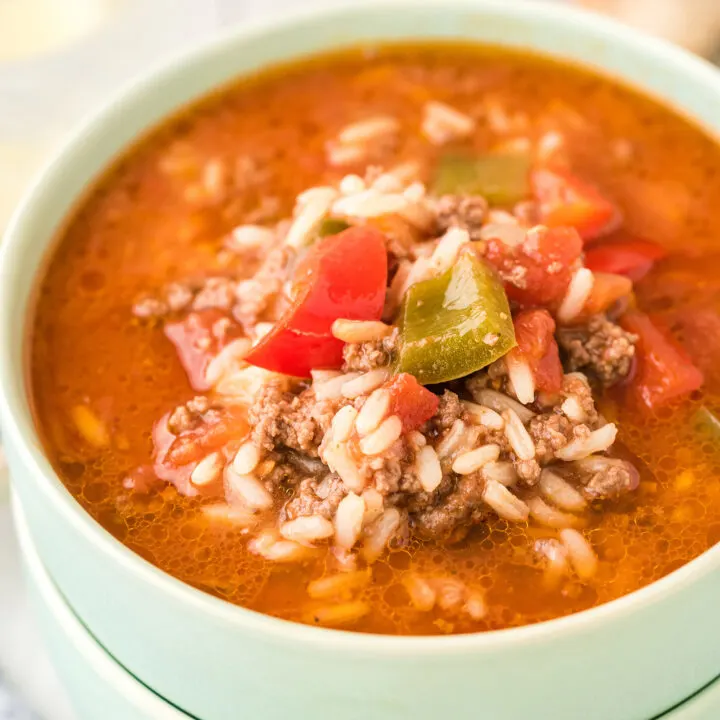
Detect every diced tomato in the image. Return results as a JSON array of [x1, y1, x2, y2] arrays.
[[485, 225, 583, 307], [581, 272, 633, 317], [509, 309, 563, 393], [246, 227, 388, 377], [585, 236, 666, 282], [152, 408, 248, 497], [531, 167, 621, 241], [620, 311, 703, 409], [654, 306, 720, 376], [164, 309, 243, 391], [386, 373, 440, 432]]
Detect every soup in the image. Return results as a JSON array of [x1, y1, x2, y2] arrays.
[[31, 44, 720, 635]]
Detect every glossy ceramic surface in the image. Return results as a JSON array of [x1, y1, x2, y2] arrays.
[[1, 2, 719, 719]]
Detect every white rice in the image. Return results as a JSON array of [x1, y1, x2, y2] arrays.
[[331, 318, 392, 343], [383, 259, 413, 320], [342, 368, 390, 399], [329, 405, 359, 444], [302, 600, 370, 626], [471, 388, 536, 423], [232, 441, 261, 476], [432, 578, 467, 611], [407, 430, 427, 449], [334, 492, 367, 549], [452, 444, 501, 475], [314, 372, 360, 401], [311, 369, 343, 384], [429, 227, 470, 274], [461, 401, 505, 430], [555, 423, 618, 461], [478, 222, 526, 246], [402, 575, 437, 611], [327, 143, 367, 167], [422, 100, 476, 144], [332, 189, 409, 218], [259, 539, 316, 563], [190, 452, 223, 487], [307, 569, 371, 600], [280, 515, 335, 543], [284, 187, 338, 249], [358, 415, 403, 456], [561, 396, 587, 423], [227, 224, 276, 251], [463, 592, 487, 621], [403, 181, 426, 202], [534, 538, 570, 587], [557, 268, 595, 324], [416, 445, 443, 492], [560, 528, 599, 580], [538, 469, 587, 512], [502, 409, 536, 461], [505, 353, 536, 405], [322, 444, 366, 493], [526, 496, 580, 529], [536, 130, 565, 162], [354, 388, 391, 436], [361, 487, 385, 525], [201, 503, 257, 528], [224, 467, 274, 510], [338, 174, 367, 195], [204, 337, 253, 387], [363, 508, 402, 562], [483, 480, 530, 522], [435, 419, 468, 460], [482, 461, 519, 487], [338, 115, 400, 145]]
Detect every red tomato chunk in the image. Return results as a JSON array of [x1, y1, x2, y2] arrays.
[[386, 373, 440, 432]]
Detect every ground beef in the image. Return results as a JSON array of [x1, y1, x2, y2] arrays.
[[167, 396, 215, 434], [558, 315, 637, 387], [233, 246, 293, 331], [282, 474, 345, 520], [411, 474, 488, 543], [422, 390, 465, 434], [249, 382, 346, 457], [514, 458, 541, 485], [581, 459, 640, 500], [192, 277, 237, 311], [132, 278, 228, 319], [528, 412, 574, 464], [434, 194, 488, 241], [342, 328, 399, 372]]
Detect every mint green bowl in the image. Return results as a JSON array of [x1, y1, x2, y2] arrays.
[[2, 2, 720, 719], [13, 493, 189, 720]]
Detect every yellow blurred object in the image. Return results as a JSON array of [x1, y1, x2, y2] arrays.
[[0, 0, 122, 61], [577, 0, 720, 57]]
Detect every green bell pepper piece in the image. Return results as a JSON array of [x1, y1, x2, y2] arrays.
[[397, 252, 516, 384], [317, 218, 351, 238], [431, 152, 531, 205]]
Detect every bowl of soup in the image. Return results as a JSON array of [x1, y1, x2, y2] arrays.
[[2, 1, 720, 718]]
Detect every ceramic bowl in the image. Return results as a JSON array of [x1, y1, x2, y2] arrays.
[[1, 2, 720, 719], [15, 487, 720, 720], [13, 493, 190, 720]]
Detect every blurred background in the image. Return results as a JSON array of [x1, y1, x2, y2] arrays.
[[0, 1, 719, 718]]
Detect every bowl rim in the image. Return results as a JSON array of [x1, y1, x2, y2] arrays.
[[1, 0, 719, 654]]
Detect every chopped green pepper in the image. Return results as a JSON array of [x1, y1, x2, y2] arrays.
[[693, 406, 720, 439], [431, 152, 531, 205], [317, 218, 351, 238], [397, 251, 516, 384]]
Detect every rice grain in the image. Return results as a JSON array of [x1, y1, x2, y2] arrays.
[[502, 409, 536, 461], [358, 415, 403, 456], [483, 480, 530, 522], [452, 444, 501, 475], [416, 445, 443, 492], [334, 492, 366, 549], [560, 528, 599, 579], [555, 423, 618, 461]]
